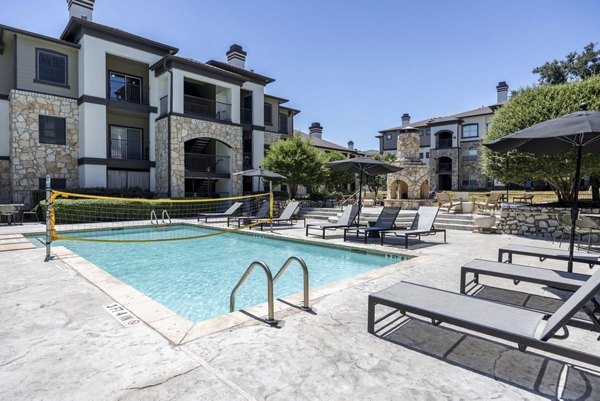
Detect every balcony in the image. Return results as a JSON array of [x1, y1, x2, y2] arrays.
[[184, 154, 230, 175], [109, 138, 148, 160], [241, 107, 253, 124], [184, 95, 231, 122], [436, 162, 452, 173], [108, 78, 149, 106], [436, 139, 453, 149]]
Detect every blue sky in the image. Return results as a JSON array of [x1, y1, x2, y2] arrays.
[[3, 0, 600, 151]]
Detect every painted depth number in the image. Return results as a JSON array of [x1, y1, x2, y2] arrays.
[[104, 303, 141, 327]]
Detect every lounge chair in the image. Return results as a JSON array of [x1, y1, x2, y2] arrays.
[[476, 192, 501, 211], [435, 192, 457, 213], [305, 204, 361, 239], [343, 206, 401, 243], [368, 268, 600, 366], [227, 201, 270, 228], [379, 206, 446, 248], [197, 202, 243, 223], [249, 201, 305, 230], [498, 243, 600, 269]]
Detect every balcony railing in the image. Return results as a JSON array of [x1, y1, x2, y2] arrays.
[[184, 95, 232, 122], [108, 78, 149, 106], [241, 107, 252, 124], [437, 139, 453, 149], [184, 154, 230, 173], [436, 162, 452, 173], [109, 138, 148, 160]]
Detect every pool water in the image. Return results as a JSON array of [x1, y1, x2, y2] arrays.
[[39, 225, 407, 322]]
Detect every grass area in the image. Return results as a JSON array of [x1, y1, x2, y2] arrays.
[[465, 190, 593, 204]]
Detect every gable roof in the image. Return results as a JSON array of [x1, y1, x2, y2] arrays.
[[379, 106, 496, 133], [1, 23, 80, 48], [150, 55, 247, 86], [296, 131, 359, 154], [206, 60, 275, 85]]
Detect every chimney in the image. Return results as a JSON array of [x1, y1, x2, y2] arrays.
[[67, 0, 94, 21], [226, 44, 247, 69], [401, 113, 410, 126], [309, 122, 323, 139], [348, 141, 354, 151], [496, 81, 509, 103]]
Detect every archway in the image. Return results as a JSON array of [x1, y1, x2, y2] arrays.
[[436, 131, 453, 149], [437, 156, 452, 191], [390, 180, 409, 199]]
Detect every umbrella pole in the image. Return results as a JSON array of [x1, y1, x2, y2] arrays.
[[357, 170, 363, 226], [567, 145, 583, 273], [269, 180, 273, 232]]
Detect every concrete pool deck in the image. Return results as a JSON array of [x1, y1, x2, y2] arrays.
[[2, 221, 600, 400]]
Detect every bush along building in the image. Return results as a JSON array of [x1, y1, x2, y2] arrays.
[[0, 0, 299, 204], [377, 82, 509, 191]]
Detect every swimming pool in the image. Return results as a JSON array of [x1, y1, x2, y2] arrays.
[[35, 224, 408, 322]]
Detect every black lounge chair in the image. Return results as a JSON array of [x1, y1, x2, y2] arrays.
[[368, 268, 600, 367], [227, 202, 270, 228], [197, 202, 243, 223], [305, 204, 361, 239], [498, 244, 600, 269], [379, 206, 446, 248], [343, 206, 401, 243], [249, 201, 305, 230]]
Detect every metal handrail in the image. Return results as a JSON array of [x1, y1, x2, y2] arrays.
[[273, 256, 310, 311], [340, 189, 361, 208], [230, 261, 277, 325], [150, 209, 158, 225], [161, 210, 171, 225]]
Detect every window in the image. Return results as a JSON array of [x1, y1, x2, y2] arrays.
[[264, 103, 273, 125], [109, 72, 142, 104], [36, 49, 67, 86], [462, 123, 479, 138], [419, 129, 424, 136], [279, 113, 288, 133], [386, 134, 392, 140], [462, 175, 479, 188], [462, 149, 478, 162], [426, 129, 431, 136], [107, 170, 149, 190], [39, 115, 66, 145], [110, 126, 143, 160], [38, 178, 66, 190], [419, 152, 424, 159], [425, 152, 430, 158]]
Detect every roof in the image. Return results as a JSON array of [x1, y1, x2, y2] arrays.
[[150, 55, 247, 86], [379, 106, 495, 133], [296, 131, 359, 154], [279, 105, 301, 115], [206, 60, 275, 85], [61, 17, 178, 56], [264, 94, 289, 104], [0, 23, 80, 48]]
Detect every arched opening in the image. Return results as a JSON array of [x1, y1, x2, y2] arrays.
[[436, 131, 453, 149], [184, 137, 232, 198], [420, 179, 429, 199], [390, 180, 409, 199], [437, 156, 452, 191]]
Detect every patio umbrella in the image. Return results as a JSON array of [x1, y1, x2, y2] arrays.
[[233, 167, 286, 231], [484, 104, 600, 272], [326, 157, 401, 225]]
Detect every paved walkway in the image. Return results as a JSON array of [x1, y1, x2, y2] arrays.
[[1, 221, 600, 400]]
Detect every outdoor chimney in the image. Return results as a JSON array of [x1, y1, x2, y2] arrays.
[[226, 44, 247, 69], [496, 81, 509, 103], [67, 0, 94, 20], [401, 113, 411, 126], [348, 141, 354, 151], [309, 122, 323, 139]]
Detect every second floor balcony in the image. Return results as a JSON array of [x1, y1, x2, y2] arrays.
[[109, 138, 149, 160], [108, 76, 149, 106], [436, 139, 453, 149], [184, 153, 231, 175], [184, 95, 231, 122], [436, 162, 453, 173]]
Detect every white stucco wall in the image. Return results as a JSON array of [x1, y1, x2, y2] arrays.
[[79, 164, 106, 187], [0, 100, 9, 156], [78, 102, 106, 158]]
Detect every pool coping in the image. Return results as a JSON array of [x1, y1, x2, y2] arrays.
[[35, 225, 431, 345]]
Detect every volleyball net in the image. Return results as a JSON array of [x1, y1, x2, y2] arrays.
[[47, 190, 272, 243]]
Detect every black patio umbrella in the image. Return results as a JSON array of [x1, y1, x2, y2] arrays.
[[485, 104, 600, 272], [233, 167, 286, 192], [326, 157, 401, 225]]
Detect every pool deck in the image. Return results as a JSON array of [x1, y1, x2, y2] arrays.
[[2, 220, 600, 400]]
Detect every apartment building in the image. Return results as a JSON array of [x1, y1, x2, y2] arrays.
[[0, 0, 298, 203], [377, 82, 509, 191]]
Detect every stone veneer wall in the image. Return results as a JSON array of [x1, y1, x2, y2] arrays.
[[459, 141, 487, 189], [264, 131, 282, 146], [155, 116, 243, 198], [499, 205, 600, 240], [429, 148, 458, 189], [9, 90, 79, 203]]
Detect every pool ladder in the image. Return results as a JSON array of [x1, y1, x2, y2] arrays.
[[230, 256, 311, 326], [150, 209, 171, 225]]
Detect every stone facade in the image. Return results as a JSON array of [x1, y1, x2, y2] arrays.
[[459, 141, 487, 189], [264, 131, 282, 147], [155, 115, 243, 198], [499, 205, 600, 242], [8, 90, 79, 204], [429, 148, 459, 190]]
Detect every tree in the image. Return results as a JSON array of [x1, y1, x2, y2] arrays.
[[364, 153, 397, 199], [262, 133, 327, 199], [533, 42, 600, 85], [481, 75, 600, 203], [320, 151, 355, 192]]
